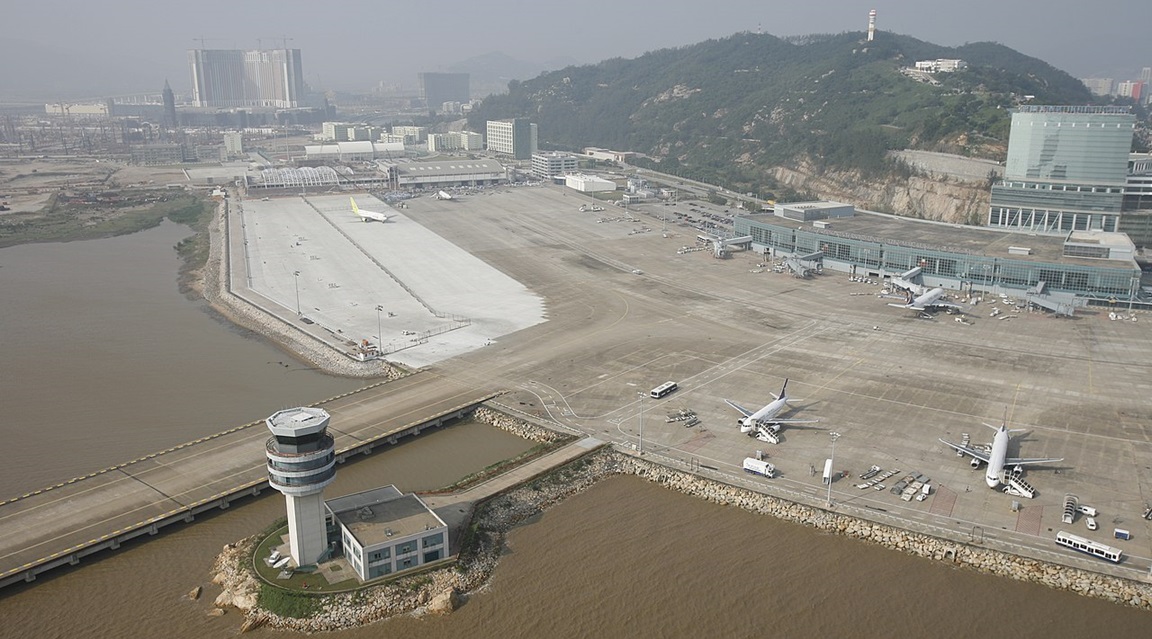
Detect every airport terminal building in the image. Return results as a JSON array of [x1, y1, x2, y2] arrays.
[[735, 205, 1145, 312]]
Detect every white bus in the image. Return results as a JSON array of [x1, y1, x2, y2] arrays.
[[650, 381, 678, 399], [1055, 531, 1123, 563]]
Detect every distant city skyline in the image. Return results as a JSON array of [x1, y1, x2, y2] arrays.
[[2, 0, 1149, 99]]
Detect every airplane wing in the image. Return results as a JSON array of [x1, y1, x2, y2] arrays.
[[724, 399, 754, 418], [770, 418, 820, 424], [939, 438, 990, 462], [1005, 456, 1064, 465]]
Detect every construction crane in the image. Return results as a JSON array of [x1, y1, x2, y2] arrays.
[[192, 36, 228, 49], [259, 36, 295, 49]]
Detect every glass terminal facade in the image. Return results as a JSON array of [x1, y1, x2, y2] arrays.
[[735, 216, 1139, 299]]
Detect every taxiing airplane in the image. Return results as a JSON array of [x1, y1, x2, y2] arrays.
[[724, 379, 819, 443], [350, 197, 390, 222], [435, 190, 454, 201], [939, 423, 1063, 488]]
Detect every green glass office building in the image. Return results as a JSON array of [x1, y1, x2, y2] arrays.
[[988, 106, 1135, 233]]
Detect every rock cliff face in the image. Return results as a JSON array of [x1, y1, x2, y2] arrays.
[[771, 161, 991, 225]]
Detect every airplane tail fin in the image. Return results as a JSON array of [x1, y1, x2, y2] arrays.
[[350, 197, 360, 214], [772, 378, 789, 402]]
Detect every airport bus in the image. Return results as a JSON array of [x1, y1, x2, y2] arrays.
[[1055, 531, 1123, 563], [650, 381, 678, 399]]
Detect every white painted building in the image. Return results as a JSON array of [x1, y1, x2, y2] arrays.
[[565, 173, 616, 193], [391, 126, 427, 143], [326, 486, 449, 581], [914, 59, 968, 73], [531, 152, 579, 179]]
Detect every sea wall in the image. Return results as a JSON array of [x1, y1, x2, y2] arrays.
[[472, 405, 568, 443], [211, 413, 1152, 632], [200, 198, 404, 379]]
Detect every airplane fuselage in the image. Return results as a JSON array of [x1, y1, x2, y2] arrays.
[[740, 398, 787, 433], [985, 426, 1011, 488], [911, 288, 945, 309]]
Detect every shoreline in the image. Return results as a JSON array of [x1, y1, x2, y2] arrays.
[[210, 411, 1152, 632]]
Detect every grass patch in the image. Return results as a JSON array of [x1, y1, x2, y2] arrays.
[[258, 583, 324, 619], [0, 190, 210, 249]]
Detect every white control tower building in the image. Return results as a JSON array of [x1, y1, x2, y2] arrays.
[[265, 407, 337, 566]]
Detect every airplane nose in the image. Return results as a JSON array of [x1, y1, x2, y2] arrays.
[[985, 475, 1000, 488]]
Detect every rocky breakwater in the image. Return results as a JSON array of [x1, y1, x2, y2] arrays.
[[473, 406, 568, 443], [201, 197, 405, 379], [615, 453, 1152, 612]]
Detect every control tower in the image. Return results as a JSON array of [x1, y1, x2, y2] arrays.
[[265, 407, 337, 566]]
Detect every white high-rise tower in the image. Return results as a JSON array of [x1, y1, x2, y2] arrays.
[[867, 9, 877, 42], [265, 407, 337, 566]]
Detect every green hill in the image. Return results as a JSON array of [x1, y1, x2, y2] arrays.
[[469, 31, 1094, 194]]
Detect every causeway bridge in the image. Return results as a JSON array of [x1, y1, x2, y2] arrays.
[[0, 371, 497, 590]]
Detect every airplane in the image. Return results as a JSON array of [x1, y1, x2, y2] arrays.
[[888, 287, 961, 312], [724, 379, 819, 443], [350, 197, 390, 222], [435, 190, 454, 201], [886, 267, 961, 312], [939, 423, 1063, 488]]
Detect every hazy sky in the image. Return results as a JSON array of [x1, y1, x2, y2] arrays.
[[3, 0, 1150, 98]]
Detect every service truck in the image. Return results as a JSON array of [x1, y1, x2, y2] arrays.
[[743, 457, 775, 478]]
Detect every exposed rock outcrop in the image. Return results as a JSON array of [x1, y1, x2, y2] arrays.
[[771, 160, 991, 225]]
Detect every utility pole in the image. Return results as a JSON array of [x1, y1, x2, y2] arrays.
[[826, 431, 841, 507], [637, 392, 645, 455], [293, 271, 301, 316]]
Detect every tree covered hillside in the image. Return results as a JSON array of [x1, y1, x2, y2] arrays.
[[469, 31, 1094, 190]]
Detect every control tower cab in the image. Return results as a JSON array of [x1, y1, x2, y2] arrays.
[[265, 407, 337, 566]]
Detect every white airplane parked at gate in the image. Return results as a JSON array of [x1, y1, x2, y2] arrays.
[[886, 267, 961, 312], [724, 379, 819, 443], [889, 287, 959, 311], [350, 197, 390, 222], [939, 423, 1063, 488]]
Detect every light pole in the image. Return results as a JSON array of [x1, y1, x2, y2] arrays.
[[293, 270, 301, 316], [375, 304, 384, 350], [637, 392, 645, 455], [826, 431, 841, 507]]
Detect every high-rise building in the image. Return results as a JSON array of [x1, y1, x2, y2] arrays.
[[1116, 80, 1145, 103], [988, 106, 1135, 233], [265, 407, 337, 567], [486, 118, 537, 160], [1079, 77, 1114, 96], [188, 49, 304, 108], [418, 73, 469, 112], [161, 80, 177, 129], [223, 131, 243, 156]]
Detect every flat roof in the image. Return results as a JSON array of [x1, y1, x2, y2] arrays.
[[389, 159, 504, 177], [742, 209, 1137, 269], [329, 486, 445, 548]]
